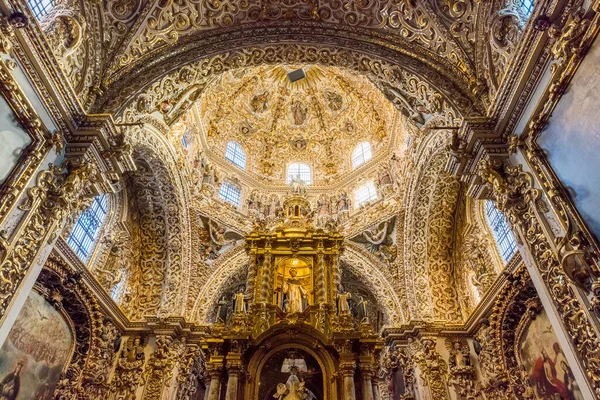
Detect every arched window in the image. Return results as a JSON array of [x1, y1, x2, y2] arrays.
[[485, 200, 517, 263], [225, 141, 247, 169], [27, 0, 54, 20], [67, 194, 108, 262], [219, 181, 242, 206], [355, 181, 378, 207], [287, 162, 312, 185], [352, 142, 372, 169]]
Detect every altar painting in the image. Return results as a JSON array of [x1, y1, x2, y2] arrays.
[[519, 309, 583, 400], [0, 291, 73, 400]]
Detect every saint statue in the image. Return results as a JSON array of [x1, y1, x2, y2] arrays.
[[357, 296, 369, 323], [283, 269, 308, 313], [234, 288, 246, 314], [337, 291, 352, 315], [215, 296, 229, 323]]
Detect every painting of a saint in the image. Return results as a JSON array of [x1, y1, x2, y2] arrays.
[[0, 292, 73, 399], [519, 309, 583, 400]]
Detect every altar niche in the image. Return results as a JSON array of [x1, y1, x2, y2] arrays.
[[274, 258, 313, 313], [259, 348, 323, 400]]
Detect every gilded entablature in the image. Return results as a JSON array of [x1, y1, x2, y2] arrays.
[[197, 65, 397, 184]]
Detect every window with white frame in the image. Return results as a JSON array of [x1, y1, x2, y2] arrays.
[[287, 162, 312, 185], [355, 181, 377, 207], [351, 142, 372, 169], [225, 141, 247, 170], [219, 181, 241, 206], [67, 194, 108, 262], [27, 0, 54, 20], [485, 200, 518, 263]]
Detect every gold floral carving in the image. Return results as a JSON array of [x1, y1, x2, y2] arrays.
[[0, 158, 98, 324]]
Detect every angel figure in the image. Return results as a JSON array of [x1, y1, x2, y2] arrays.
[[209, 219, 236, 247]]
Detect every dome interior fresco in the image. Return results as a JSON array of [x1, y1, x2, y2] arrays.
[[196, 65, 402, 185]]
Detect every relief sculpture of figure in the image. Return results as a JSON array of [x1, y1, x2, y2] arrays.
[[283, 269, 308, 314], [291, 100, 307, 125]]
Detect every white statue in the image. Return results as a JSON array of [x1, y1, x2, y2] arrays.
[[283, 269, 308, 313], [290, 175, 306, 195], [273, 366, 316, 400]]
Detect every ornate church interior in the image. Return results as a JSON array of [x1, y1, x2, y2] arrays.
[[0, 0, 599, 399]]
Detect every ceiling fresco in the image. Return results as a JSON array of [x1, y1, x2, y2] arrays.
[[196, 65, 399, 184]]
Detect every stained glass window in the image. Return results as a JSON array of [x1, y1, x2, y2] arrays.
[[219, 181, 241, 206], [355, 181, 378, 207], [67, 194, 108, 262], [485, 200, 518, 263], [287, 162, 312, 185], [27, 0, 54, 20], [352, 142, 372, 169]]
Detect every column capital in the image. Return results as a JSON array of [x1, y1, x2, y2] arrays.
[[360, 364, 376, 379], [207, 362, 223, 379], [339, 361, 356, 377]]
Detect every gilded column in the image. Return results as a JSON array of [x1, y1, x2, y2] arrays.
[[206, 363, 223, 400], [372, 376, 381, 400], [361, 365, 375, 400], [260, 242, 272, 303], [246, 250, 257, 303], [331, 246, 341, 294], [340, 361, 357, 400], [316, 240, 326, 304], [225, 350, 242, 400]]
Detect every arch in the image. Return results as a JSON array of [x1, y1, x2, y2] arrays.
[[35, 255, 121, 398], [189, 243, 404, 325], [190, 244, 250, 323], [247, 329, 338, 400], [340, 243, 405, 325], [351, 141, 372, 169], [225, 140, 247, 169], [97, 40, 480, 120], [122, 121, 192, 318], [402, 129, 462, 323]]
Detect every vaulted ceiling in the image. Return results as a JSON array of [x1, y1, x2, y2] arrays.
[[34, 0, 534, 327]]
